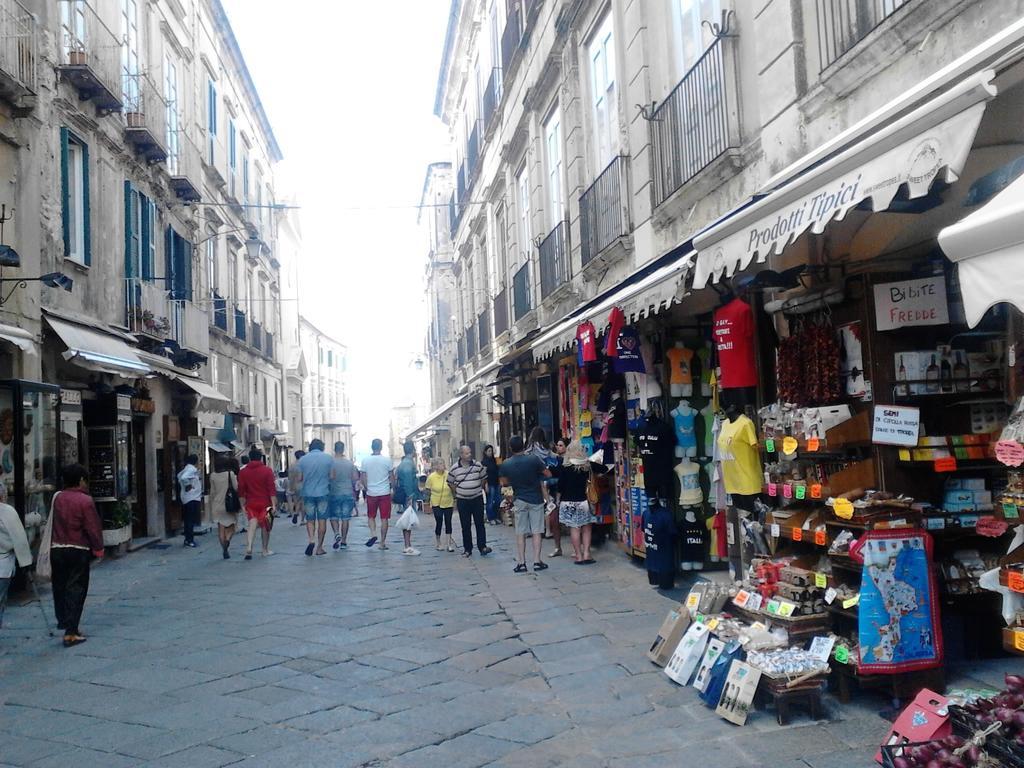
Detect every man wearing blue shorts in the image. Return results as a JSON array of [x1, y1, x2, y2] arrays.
[[296, 438, 334, 556], [329, 441, 359, 550]]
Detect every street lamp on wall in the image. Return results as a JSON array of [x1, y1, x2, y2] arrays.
[[0, 271, 73, 306]]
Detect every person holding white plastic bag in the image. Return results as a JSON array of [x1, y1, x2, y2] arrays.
[[396, 502, 420, 555], [0, 484, 31, 628]]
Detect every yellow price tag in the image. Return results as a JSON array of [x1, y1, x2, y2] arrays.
[[842, 594, 860, 609], [833, 498, 854, 520], [686, 592, 700, 610], [1015, 631, 1024, 653], [706, 618, 720, 631], [815, 573, 827, 588], [782, 436, 799, 455]]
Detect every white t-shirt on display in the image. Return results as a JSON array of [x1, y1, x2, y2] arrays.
[[361, 454, 393, 496]]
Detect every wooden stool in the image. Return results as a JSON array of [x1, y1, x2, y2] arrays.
[[762, 677, 827, 726]]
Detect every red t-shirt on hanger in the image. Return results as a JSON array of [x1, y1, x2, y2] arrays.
[[605, 307, 625, 357], [713, 297, 758, 388], [576, 321, 598, 363]]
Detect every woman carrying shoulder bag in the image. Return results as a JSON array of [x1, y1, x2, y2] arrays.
[[210, 456, 241, 559]]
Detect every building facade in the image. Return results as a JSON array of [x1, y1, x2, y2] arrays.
[[299, 317, 351, 452], [417, 0, 1024, 451], [0, 0, 289, 544]]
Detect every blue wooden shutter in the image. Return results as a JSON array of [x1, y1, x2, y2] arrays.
[[165, 225, 174, 294], [141, 198, 155, 281], [182, 240, 193, 301], [60, 128, 70, 259], [124, 181, 134, 277], [82, 139, 91, 266]]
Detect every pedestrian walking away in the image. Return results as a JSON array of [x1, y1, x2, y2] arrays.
[[237, 447, 277, 559], [425, 457, 455, 552], [287, 450, 305, 525], [552, 440, 598, 564], [395, 441, 423, 555], [0, 483, 32, 628], [49, 464, 104, 647], [481, 444, 502, 525], [329, 441, 359, 550], [210, 455, 242, 559], [360, 438, 394, 550], [177, 454, 203, 548], [297, 438, 335, 556], [448, 445, 491, 558], [548, 437, 567, 557], [500, 435, 552, 573]]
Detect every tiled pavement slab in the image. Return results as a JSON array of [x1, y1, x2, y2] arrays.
[[0, 506, 1001, 766]]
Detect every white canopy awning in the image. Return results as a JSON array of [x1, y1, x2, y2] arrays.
[[532, 252, 694, 360], [692, 70, 997, 288], [47, 317, 151, 377], [938, 171, 1024, 326], [0, 323, 36, 354], [171, 373, 231, 412], [402, 392, 472, 441]]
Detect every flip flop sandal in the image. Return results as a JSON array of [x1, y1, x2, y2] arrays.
[[62, 635, 87, 648], [533, 562, 549, 571], [513, 563, 528, 573], [244, 551, 253, 560]]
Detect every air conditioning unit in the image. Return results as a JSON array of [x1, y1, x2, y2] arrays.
[[245, 423, 260, 445]]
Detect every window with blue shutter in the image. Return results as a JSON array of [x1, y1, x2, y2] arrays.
[[141, 198, 156, 281], [61, 127, 90, 265], [207, 79, 217, 165], [166, 227, 193, 302], [124, 181, 141, 279]]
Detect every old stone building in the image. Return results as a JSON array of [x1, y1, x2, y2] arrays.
[[415, 0, 1024, 451], [0, 0, 292, 542]]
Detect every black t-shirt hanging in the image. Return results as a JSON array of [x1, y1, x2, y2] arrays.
[[613, 326, 646, 373], [644, 502, 675, 576], [679, 517, 706, 563], [636, 417, 674, 499]]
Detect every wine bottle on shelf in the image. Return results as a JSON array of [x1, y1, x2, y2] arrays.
[[953, 351, 969, 392], [896, 355, 909, 397], [926, 355, 940, 394], [940, 355, 953, 393]]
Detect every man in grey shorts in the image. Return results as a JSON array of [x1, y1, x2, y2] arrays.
[[499, 434, 552, 573]]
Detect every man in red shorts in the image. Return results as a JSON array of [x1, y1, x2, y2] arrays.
[[238, 447, 278, 559], [359, 438, 394, 550]]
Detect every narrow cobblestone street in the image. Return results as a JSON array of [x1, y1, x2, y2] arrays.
[[0, 515, 923, 767]]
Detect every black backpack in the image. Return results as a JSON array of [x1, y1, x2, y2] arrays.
[[224, 473, 241, 513]]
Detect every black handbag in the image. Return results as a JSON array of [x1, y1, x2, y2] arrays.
[[224, 473, 241, 513]]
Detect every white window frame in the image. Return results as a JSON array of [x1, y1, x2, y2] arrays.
[[121, 0, 140, 108], [164, 55, 180, 173], [543, 108, 564, 229], [516, 164, 531, 262], [588, 12, 619, 170], [673, 0, 721, 77], [66, 139, 86, 265]]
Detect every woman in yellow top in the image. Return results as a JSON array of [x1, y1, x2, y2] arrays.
[[424, 457, 455, 552]]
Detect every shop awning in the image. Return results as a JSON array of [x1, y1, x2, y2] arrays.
[[532, 252, 695, 360], [207, 441, 234, 453], [46, 316, 151, 377], [401, 392, 472, 441], [171, 374, 231, 412], [465, 359, 501, 389], [0, 323, 36, 354], [938, 171, 1024, 326], [691, 70, 997, 289]]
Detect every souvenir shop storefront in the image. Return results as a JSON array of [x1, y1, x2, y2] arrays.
[[525, 52, 1024, 749]]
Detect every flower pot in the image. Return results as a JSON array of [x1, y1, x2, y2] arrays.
[[126, 111, 145, 128], [102, 525, 131, 547], [69, 50, 87, 66]]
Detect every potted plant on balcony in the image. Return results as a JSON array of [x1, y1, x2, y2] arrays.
[[68, 48, 87, 67], [126, 110, 145, 129], [102, 499, 134, 547]]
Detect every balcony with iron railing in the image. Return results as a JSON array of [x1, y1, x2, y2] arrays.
[[816, 0, 910, 70], [250, 320, 263, 352], [500, 3, 523, 71], [169, 131, 202, 202], [57, 0, 122, 112], [493, 286, 509, 337], [539, 220, 569, 300], [455, 161, 467, 213], [512, 262, 532, 322], [210, 292, 228, 332], [125, 278, 170, 340], [0, 0, 36, 110], [651, 34, 739, 208], [448, 193, 458, 236], [466, 325, 477, 361], [171, 299, 209, 359], [457, 334, 466, 368], [234, 306, 247, 342], [466, 120, 481, 183], [580, 156, 631, 267], [477, 308, 490, 352], [204, 130, 229, 189], [482, 67, 502, 131], [123, 73, 168, 163], [264, 330, 274, 361]]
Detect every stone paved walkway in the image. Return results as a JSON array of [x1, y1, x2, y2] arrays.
[[0, 510, 990, 767]]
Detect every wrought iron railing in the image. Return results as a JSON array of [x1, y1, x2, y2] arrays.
[[816, 0, 909, 70], [457, 334, 466, 367], [493, 286, 509, 337], [123, 73, 167, 150], [169, 131, 202, 199], [478, 308, 491, 351], [0, 0, 36, 97], [466, 325, 477, 360], [211, 292, 228, 331], [234, 306, 246, 341], [483, 67, 502, 130], [651, 35, 738, 207], [467, 120, 481, 181], [448, 193, 458, 237], [171, 299, 209, 357], [456, 160, 467, 210], [580, 156, 630, 266], [512, 262, 531, 321], [57, 0, 122, 110], [125, 278, 170, 339], [538, 221, 569, 299], [264, 330, 274, 361]]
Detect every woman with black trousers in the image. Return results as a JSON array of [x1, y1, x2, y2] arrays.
[[50, 464, 104, 647]]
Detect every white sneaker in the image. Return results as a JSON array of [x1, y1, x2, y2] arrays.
[[408, 547, 420, 556]]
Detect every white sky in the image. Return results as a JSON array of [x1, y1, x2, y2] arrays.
[[221, 0, 451, 448]]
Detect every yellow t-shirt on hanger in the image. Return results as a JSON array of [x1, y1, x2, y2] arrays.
[[716, 414, 762, 496]]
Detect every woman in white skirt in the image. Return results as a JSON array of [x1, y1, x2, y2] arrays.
[[209, 455, 241, 559], [552, 440, 596, 564]]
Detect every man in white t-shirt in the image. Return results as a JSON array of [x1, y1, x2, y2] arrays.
[[359, 438, 394, 550]]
